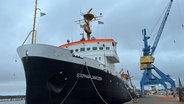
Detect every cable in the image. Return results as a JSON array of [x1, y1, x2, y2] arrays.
[[124, 84, 138, 103], [149, 1, 170, 45], [150, 1, 169, 36], [85, 64, 108, 104], [60, 64, 85, 104]]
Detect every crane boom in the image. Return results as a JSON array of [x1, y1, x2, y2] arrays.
[[151, 0, 173, 55]]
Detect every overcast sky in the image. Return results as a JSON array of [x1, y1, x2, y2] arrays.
[[0, 0, 184, 95]]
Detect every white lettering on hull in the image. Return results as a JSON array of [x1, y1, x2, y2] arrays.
[[76, 73, 102, 81]]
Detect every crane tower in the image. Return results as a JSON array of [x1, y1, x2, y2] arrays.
[[140, 0, 176, 96]]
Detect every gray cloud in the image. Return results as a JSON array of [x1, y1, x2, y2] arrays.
[[0, 0, 184, 95]]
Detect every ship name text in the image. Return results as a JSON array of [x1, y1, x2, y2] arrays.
[[76, 73, 102, 81]]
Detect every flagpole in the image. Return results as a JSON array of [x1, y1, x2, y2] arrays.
[[32, 0, 38, 44]]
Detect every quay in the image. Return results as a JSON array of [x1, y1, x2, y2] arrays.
[[125, 95, 184, 104]]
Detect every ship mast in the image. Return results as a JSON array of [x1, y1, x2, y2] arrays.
[[83, 8, 94, 40], [22, 0, 44, 45], [75, 8, 102, 40], [32, 0, 38, 44]]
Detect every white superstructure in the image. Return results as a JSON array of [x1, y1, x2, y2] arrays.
[[59, 38, 120, 74]]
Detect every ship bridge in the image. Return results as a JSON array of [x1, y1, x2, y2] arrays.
[[59, 38, 120, 74]]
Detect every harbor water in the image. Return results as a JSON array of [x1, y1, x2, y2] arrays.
[[0, 100, 24, 104]]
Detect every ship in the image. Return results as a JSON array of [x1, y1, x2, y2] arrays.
[[17, 1, 136, 104]]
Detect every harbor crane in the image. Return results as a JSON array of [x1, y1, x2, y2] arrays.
[[140, 0, 176, 96]]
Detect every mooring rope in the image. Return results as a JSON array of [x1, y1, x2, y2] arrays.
[[59, 61, 136, 104], [60, 64, 85, 104], [85, 64, 108, 104], [125, 85, 138, 103]]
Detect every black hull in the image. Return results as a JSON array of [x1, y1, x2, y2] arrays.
[[22, 56, 133, 104]]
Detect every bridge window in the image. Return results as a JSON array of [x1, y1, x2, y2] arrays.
[[80, 48, 85, 51], [112, 42, 115, 46], [99, 57, 101, 60], [93, 47, 97, 50], [99, 47, 103, 50], [70, 50, 73, 53], [106, 47, 110, 50], [87, 47, 90, 51], [75, 49, 79, 52]]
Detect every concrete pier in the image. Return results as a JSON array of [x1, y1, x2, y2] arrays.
[[125, 95, 184, 104]]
